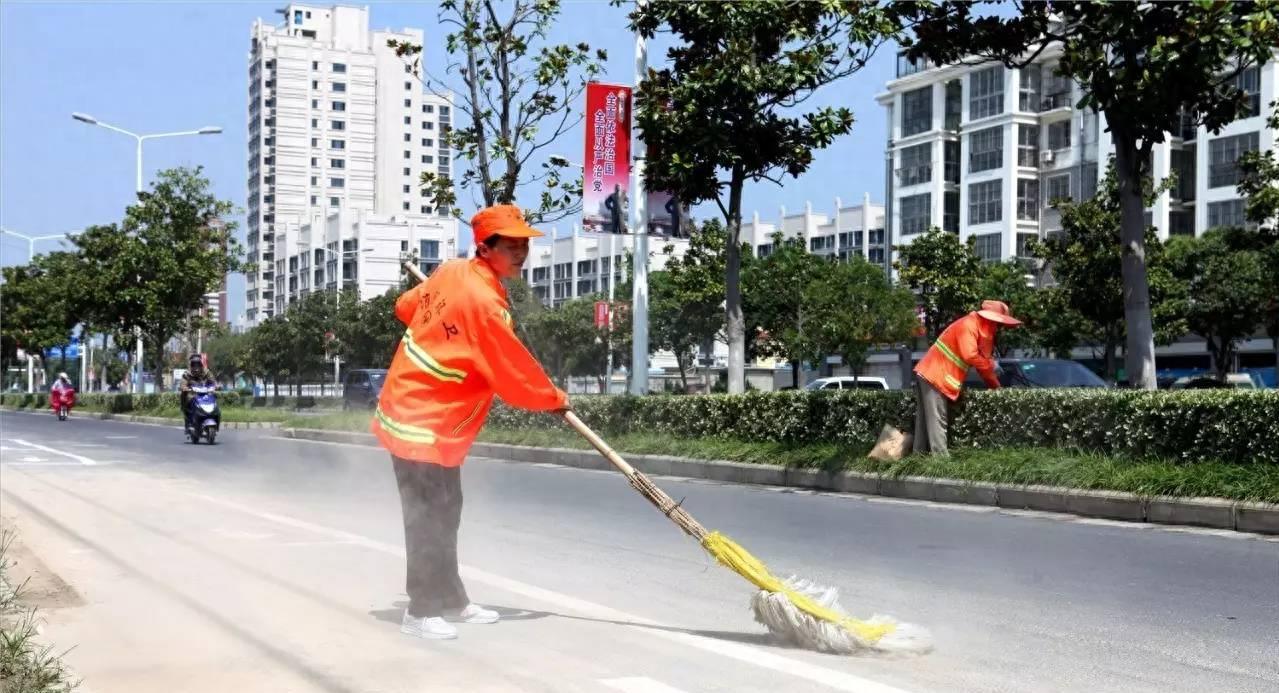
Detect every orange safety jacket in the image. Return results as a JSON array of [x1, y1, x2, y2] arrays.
[[913, 311, 1001, 401], [372, 257, 567, 466]]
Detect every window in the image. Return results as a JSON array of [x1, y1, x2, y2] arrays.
[[810, 236, 835, 251], [756, 243, 774, 258], [311, 175, 318, 186], [311, 118, 318, 128], [554, 262, 572, 280], [944, 80, 962, 130], [1171, 149, 1196, 202], [1015, 233, 1038, 259], [330, 139, 345, 150], [1017, 124, 1039, 167], [901, 87, 933, 136], [331, 101, 346, 111], [404, 150, 411, 159], [332, 63, 346, 73], [311, 137, 319, 147], [577, 279, 596, 295], [422, 138, 433, 147], [329, 197, 340, 207], [402, 185, 411, 194], [896, 51, 930, 78], [1019, 66, 1041, 112], [421, 188, 429, 197], [310, 195, 317, 205], [973, 232, 1002, 261], [404, 100, 412, 109], [440, 106, 450, 117], [899, 193, 932, 236], [969, 126, 1003, 173], [1042, 65, 1071, 110], [421, 155, 433, 164], [969, 179, 1002, 225], [404, 116, 411, 125], [311, 60, 318, 70], [1229, 66, 1261, 119], [331, 120, 345, 131], [1047, 120, 1072, 150], [1208, 132, 1259, 187], [1081, 163, 1099, 199], [332, 82, 346, 93], [1207, 199, 1247, 229], [403, 167, 411, 176], [329, 177, 344, 188], [578, 260, 596, 275], [330, 159, 345, 169], [944, 140, 960, 183], [404, 133, 412, 142], [310, 157, 318, 167], [311, 98, 319, 109], [969, 67, 1005, 120], [1045, 173, 1071, 204], [420, 240, 440, 259], [312, 79, 319, 90], [533, 267, 549, 283], [1016, 179, 1039, 221], [1169, 210, 1195, 237], [943, 191, 960, 233], [422, 104, 435, 114], [403, 202, 411, 211], [423, 121, 434, 130], [892, 144, 930, 188]]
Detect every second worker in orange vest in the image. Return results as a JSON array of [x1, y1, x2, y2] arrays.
[[912, 300, 1022, 455], [374, 203, 569, 641]]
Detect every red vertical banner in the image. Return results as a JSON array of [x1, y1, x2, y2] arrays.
[[582, 82, 632, 234], [594, 300, 610, 329]]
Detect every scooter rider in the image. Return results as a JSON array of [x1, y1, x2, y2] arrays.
[[180, 354, 216, 432]]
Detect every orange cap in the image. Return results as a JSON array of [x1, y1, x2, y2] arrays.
[[471, 204, 544, 244]]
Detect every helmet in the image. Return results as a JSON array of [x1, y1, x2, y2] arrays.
[[189, 354, 203, 368], [58, 372, 69, 380]]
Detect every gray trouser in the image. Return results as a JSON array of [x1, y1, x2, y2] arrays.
[[913, 380, 951, 455], [393, 456, 469, 618]]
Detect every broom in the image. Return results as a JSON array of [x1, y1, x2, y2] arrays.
[[402, 261, 931, 654]]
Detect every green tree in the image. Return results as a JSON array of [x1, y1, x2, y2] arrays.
[[744, 234, 828, 388], [389, 0, 604, 223], [74, 167, 242, 390], [901, 0, 1279, 388], [1166, 228, 1270, 381], [0, 249, 85, 378], [893, 227, 983, 341], [246, 316, 293, 397], [807, 255, 919, 375], [649, 222, 729, 390], [1035, 168, 1185, 381], [974, 260, 1037, 356], [630, 0, 899, 393]]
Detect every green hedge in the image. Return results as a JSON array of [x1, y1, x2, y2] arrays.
[[487, 389, 1279, 465], [0, 392, 343, 412]]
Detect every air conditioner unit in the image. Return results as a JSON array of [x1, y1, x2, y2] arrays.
[[1040, 150, 1056, 165]]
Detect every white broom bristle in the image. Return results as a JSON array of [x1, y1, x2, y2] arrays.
[[750, 577, 933, 655]]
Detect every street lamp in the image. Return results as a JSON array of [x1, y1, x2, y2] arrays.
[[73, 112, 223, 394]]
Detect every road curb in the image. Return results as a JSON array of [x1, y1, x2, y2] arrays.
[[277, 427, 1278, 535], [1, 406, 281, 429]]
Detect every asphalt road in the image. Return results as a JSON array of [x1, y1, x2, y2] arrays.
[[1, 410, 1276, 693]]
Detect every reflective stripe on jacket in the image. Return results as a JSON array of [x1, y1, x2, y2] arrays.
[[913, 311, 1000, 401], [372, 257, 567, 466]]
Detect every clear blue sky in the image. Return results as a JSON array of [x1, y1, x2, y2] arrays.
[[0, 1, 896, 321]]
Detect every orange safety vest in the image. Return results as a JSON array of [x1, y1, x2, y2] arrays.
[[913, 311, 1001, 401], [372, 257, 567, 466]]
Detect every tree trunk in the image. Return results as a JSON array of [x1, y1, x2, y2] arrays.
[[675, 350, 688, 392], [1113, 135, 1158, 389], [791, 360, 800, 389], [1269, 321, 1279, 381], [1103, 326, 1118, 383], [724, 168, 747, 394]]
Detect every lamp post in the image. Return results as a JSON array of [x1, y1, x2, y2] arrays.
[[628, 1, 650, 395], [72, 112, 223, 394]]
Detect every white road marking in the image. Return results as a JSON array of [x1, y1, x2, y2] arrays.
[[104, 435, 138, 440], [601, 677, 690, 693], [188, 491, 922, 693], [10, 439, 97, 466], [68, 443, 109, 449]]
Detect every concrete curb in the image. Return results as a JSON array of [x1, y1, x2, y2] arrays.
[[278, 427, 1278, 536], [1, 406, 281, 429]]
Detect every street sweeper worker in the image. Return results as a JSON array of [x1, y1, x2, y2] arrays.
[[912, 300, 1022, 455], [374, 203, 569, 641]]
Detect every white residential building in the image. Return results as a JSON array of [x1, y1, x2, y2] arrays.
[[245, 3, 456, 323], [521, 230, 690, 308], [272, 210, 457, 311], [739, 194, 887, 266], [877, 50, 1276, 265]]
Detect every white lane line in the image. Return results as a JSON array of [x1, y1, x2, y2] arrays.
[[104, 435, 138, 440], [601, 677, 690, 693], [10, 439, 97, 466], [187, 491, 921, 693], [68, 443, 109, 448]]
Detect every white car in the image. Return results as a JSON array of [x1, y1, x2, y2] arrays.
[[803, 376, 890, 391]]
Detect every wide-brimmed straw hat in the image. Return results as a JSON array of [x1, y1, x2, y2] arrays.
[[976, 300, 1022, 326]]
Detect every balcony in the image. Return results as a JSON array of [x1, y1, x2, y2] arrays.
[[1040, 93, 1071, 111]]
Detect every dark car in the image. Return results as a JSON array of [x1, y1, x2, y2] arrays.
[[343, 369, 387, 410], [963, 358, 1108, 389]]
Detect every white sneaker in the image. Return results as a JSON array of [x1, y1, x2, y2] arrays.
[[442, 603, 500, 624], [401, 612, 458, 640]]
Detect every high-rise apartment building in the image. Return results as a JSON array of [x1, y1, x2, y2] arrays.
[[245, 4, 456, 323], [878, 49, 1276, 265]]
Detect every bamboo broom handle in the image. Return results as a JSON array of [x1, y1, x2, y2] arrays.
[[562, 410, 638, 476]]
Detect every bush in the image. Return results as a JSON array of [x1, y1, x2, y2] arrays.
[[488, 389, 1279, 465]]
